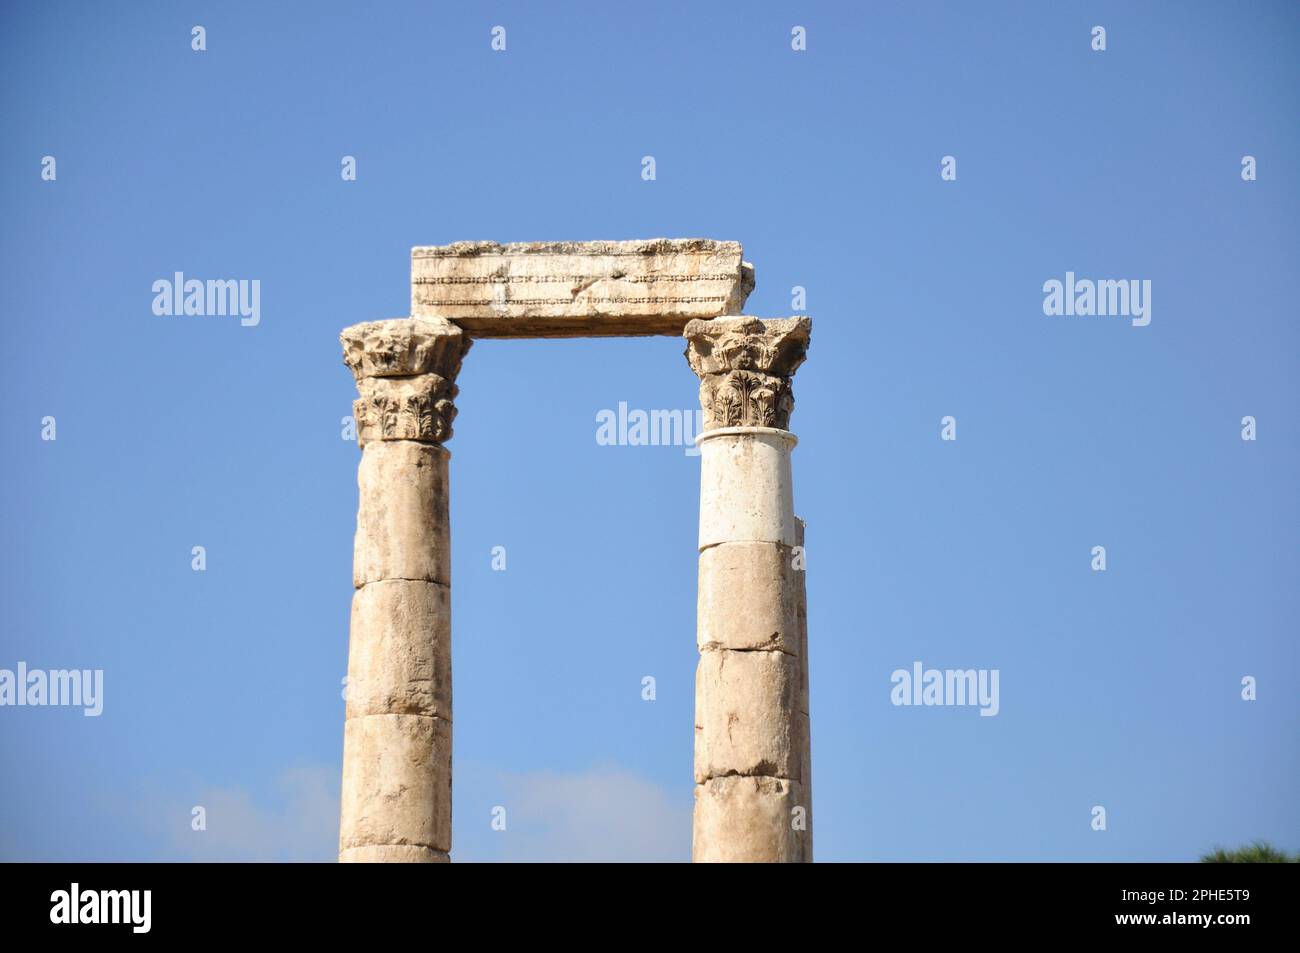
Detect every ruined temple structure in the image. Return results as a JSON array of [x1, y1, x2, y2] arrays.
[[337, 240, 812, 863]]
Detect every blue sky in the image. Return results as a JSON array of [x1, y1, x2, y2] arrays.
[[1, 0, 1295, 861]]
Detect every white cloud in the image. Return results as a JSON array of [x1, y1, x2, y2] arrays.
[[153, 763, 339, 862], [135, 761, 687, 862], [455, 763, 691, 863]]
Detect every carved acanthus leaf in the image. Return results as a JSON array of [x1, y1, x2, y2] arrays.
[[353, 375, 459, 447], [342, 317, 470, 446], [684, 317, 810, 431], [341, 317, 471, 381]]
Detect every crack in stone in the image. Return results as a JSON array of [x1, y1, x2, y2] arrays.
[[702, 640, 796, 656]]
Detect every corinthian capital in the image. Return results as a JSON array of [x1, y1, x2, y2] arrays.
[[342, 318, 471, 380], [340, 318, 472, 446], [684, 317, 811, 431]]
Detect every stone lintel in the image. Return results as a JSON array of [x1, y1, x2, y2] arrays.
[[410, 238, 754, 337]]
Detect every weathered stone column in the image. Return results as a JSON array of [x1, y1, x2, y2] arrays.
[[686, 316, 813, 863], [337, 318, 470, 863]]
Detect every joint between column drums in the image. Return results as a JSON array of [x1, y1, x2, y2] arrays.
[[697, 538, 799, 554], [354, 576, 452, 589], [699, 642, 799, 659], [340, 843, 450, 851], [693, 426, 798, 449], [344, 711, 451, 723]]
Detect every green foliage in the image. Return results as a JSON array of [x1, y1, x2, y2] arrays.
[[1200, 841, 1297, 863]]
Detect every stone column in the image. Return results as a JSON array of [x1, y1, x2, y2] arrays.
[[685, 316, 813, 863], [337, 317, 470, 863]]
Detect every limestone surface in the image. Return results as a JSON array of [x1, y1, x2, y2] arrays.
[[697, 429, 798, 549], [347, 580, 451, 720], [339, 845, 449, 863], [341, 317, 471, 381], [338, 713, 451, 854], [339, 316, 465, 864], [687, 317, 813, 862], [694, 648, 805, 783], [794, 519, 812, 861], [353, 441, 450, 588], [693, 776, 810, 863], [697, 542, 802, 655], [411, 239, 754, 337]]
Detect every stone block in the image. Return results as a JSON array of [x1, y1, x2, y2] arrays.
[[697, 429, 798, 548], [693, 776, 810, 863], [338, 713, 451, 854], [694, 648, 805, 783], [353, 441, 450, 587], [411, 239, 753, 337], [698, 542, 802, 656], [347, 580, 451, 720]]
